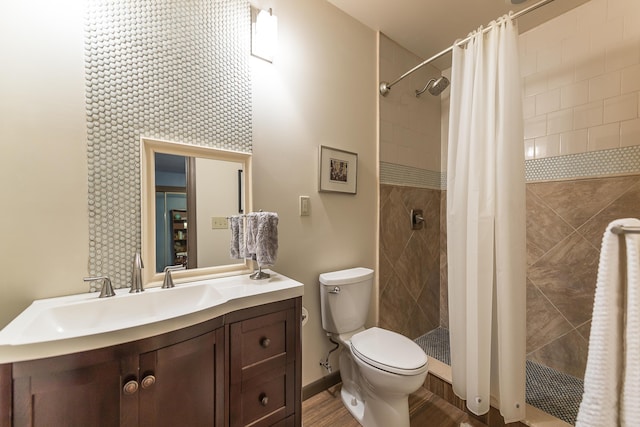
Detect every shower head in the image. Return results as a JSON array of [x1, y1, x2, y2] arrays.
[[416, 76, 450, 97]]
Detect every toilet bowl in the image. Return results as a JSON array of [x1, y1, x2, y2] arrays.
[[319, 268, 429, 427]]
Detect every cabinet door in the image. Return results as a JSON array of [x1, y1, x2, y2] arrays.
[[138, 328, 224, 427], [13, 357, 121, 427]]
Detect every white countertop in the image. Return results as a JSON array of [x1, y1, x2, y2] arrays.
[[0, 270, 303, 363]]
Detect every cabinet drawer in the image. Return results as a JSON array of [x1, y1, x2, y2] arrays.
[[270, 415, 295, 427], [231, 308, 296, 377], [240, 317, 286, 367], [233, 363, 295, 427]]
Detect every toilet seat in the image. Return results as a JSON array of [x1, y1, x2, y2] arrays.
[[350, 327, 428, 376]]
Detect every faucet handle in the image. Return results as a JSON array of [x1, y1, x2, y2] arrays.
[[162, 265, 184, 289], [84, 276, 116, 298], [162, 267, 175, 289]]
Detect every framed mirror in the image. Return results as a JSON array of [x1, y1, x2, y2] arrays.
[[141, 137, 253, 286]]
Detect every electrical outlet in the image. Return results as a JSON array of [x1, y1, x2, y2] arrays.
[[211, 217, 228, 229]]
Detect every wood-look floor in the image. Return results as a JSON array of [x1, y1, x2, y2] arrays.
[[302, 384, 488, 427]]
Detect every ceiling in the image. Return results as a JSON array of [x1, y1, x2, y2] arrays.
[[326, 0, 591, 70]]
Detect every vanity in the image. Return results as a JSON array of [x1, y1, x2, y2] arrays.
[[0, 137, 299, 425], [0, 272, 303, 427]]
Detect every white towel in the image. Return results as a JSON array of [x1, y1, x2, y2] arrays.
[[576, 218, 640, 427], [622, 219, 640, 425]]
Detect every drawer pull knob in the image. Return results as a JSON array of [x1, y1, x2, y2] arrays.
[[259, 393, 269, 406], [123, 380, 139, 395], [141, 374, 156, 389], [260, 337, 271, 348]]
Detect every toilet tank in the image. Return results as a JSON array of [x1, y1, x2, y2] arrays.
[[319, 267, 374, 334]]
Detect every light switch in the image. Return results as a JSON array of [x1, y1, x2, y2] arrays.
[[299, 196, 310, 216], [211, 217, 228, 229]]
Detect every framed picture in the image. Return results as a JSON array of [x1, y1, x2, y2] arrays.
[[318, 145, 358, 194]]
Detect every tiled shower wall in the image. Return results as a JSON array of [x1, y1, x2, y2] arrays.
[[525, 174, 640, 378], [504, 0, 639, 378], [520, 0, 640, 159], [379, 184, 441, 339], [378, 33, 443, 339], [380, 0, 640, 379], [439, 174, 640, 379]]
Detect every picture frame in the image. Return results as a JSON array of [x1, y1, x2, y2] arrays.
[[318, 145, 358, 194]]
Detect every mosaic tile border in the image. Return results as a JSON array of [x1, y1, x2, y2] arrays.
[[525, 145, 640, 182], [380, 161, 442, 190], [85, 0, 252, 290], [381, 145, 640, 191]]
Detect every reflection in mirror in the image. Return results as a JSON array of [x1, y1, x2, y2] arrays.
[[142, 138, 253, 286], [155, 153, 188, 273]]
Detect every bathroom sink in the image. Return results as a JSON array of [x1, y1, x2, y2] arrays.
[[0, 271, 303, 350], [15, 284, 224, 345]]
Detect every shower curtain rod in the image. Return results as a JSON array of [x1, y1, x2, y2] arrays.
[[612, 225, 640, 235], [379, 0, 556, 96]]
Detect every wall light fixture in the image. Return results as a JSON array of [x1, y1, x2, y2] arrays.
[[250, 6, 278, 63]]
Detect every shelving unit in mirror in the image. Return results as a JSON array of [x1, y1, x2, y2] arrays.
[[171, 209, 188, 266]]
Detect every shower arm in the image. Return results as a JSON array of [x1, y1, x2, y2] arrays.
[[379, 0, 557, 96], [415, 78, 436, 97]]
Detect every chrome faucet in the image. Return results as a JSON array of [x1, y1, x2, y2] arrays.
[[162, 266, 175, 289], [162, 265, 185, 289], [130, 252, 144, 293], [84, 276, 116, 298]]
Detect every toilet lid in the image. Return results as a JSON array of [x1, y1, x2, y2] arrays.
[[350, 327, 428, 375]]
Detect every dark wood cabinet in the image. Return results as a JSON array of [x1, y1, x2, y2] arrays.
[[13, 355, 121, 426], [0, 365, 10, 427], [7, 317, 224, 427], [228, 299, 301, 427], [138, 329, 225, 427], [0, 297, 301, 427]]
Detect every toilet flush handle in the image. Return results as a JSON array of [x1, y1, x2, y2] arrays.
[[329, 286, 341, 294]]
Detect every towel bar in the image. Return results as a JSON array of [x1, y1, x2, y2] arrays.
[[611, 225, 640, 235]]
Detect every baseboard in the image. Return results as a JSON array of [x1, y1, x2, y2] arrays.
[[302, 371, 341, 401]]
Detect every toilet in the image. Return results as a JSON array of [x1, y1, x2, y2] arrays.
[[319, 267, 429, 427]]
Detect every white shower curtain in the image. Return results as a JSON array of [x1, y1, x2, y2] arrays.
[[446, 14, 526, 423]]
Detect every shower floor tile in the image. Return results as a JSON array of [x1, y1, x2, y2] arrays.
[[415, 328, 583, 425]]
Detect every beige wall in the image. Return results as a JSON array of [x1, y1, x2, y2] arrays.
[[0, 0, 89, 326], [195, 158, 245, 267], [0, 0, 378, 389], [251, 0, 378, 386]]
